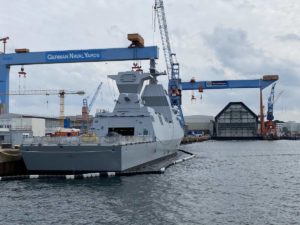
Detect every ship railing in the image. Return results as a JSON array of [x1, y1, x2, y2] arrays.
[[100, 135, 154, 146], [22, 135, 155, 146]]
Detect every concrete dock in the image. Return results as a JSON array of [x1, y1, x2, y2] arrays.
[[181, 135, 210, 145], [0, 148, 27, 176]]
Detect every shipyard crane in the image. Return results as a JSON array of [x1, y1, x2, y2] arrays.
[[0, 43, 158, 115], [154, 1, 279, 129], [0, 33, 278, 134], [82, 82, 103, 133], [154, 0, 183, 124], [267, 83, 276, 121], [4, 89, 85, 127], [82, 82, 103, 114], [154, 0, 178, 78], [263, 83, 278, 139]]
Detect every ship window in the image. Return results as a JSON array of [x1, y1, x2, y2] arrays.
[[108, 127, 134, 136]]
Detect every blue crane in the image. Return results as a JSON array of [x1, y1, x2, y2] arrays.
[[82, 82, 103, 113], [82, 82, 103, 133], [267, 83, 276, 121], [181, 77, 278, 91], [262, 82, 279, 139], [0, 45, 158, 114], [0, 32, 278, 130], [154, 0, 278, 127]]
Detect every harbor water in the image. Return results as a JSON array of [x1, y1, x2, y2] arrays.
[[1, 140, 300, 225]]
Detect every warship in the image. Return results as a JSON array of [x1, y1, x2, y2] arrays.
[[21, 69, 184, 173]]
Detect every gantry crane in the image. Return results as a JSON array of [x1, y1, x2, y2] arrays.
[[4, 89, 85, 127], [154, 0, 278, 129], [0, 41, 158, 115], [82, 82, 103, 133]]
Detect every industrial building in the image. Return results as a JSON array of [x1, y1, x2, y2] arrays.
[[184, 115, 214, 136], [278, 121, 300, 139], [0, 114, 59, 146], [214, 102, 259, 139]]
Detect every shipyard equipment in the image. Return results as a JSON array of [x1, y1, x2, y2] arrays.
[[154, 0, 183, 125], [261, 82, 279, 139], [181, 75, 278, 91], [267, 83, 276, 121], [154, 1, 278, 127], [82, 82, 103, 133], [1, 29, 278, 129], [0, 43, 158, 114], [1, 89, 85, 127]]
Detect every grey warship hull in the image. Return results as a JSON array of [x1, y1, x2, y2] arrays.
[[21, 138, 181, 172]]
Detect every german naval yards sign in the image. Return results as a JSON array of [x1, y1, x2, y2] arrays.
[[45, 50, 102, 62]]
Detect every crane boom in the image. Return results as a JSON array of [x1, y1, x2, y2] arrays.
[[81, 82, 103, 133], [88, 82, 103, 113], [155, 0, 183, 126], [155, 0, 180, 80], [155, 0, 173, 77]]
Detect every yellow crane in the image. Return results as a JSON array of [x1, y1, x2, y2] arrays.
[[2, 89, 85, 127]]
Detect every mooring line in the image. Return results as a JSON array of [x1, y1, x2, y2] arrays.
[[159, 149, 196, 171], [178, 149, 194, 155]]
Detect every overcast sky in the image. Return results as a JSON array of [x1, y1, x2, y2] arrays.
[[1, 0, 299, 122]]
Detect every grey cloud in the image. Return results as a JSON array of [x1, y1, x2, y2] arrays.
[[203, 27, 264, 75], [203, 26, 300, 87], [200, 26, 300, 121], [277, 33, 300, 42], [219, 0, 256, 10]]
